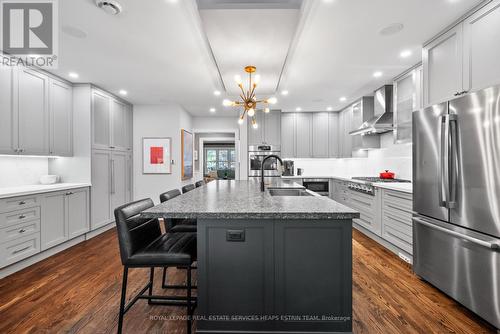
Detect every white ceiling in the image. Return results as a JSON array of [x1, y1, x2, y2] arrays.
[[52, 0, 484, 117]]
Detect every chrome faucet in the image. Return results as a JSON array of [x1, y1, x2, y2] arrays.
[[261, 155, 283, 192]]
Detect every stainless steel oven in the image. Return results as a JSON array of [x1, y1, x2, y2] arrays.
[[302, 178, 330, 196], [248, 145, 281, 178]]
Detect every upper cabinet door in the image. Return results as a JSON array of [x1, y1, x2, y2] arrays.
[[463, 0, 500, 92], [92, 90, 111, 149], [394, 70, 417, 144], [111, 99, 127, 150], [126, 104, 133, 151], [312, 113, 329, 158], [248, 111, 264, 146], [423, 24, 463, 107], [0, 66, 17, 154], [264, 111, 281, 147], [17, 68, 49, 155], [342, 108, 353, 158], [49, 79, 73, 156], [295, 113, 312, 158], [328, 113, 339, 158], [281, 113, 295, 158]]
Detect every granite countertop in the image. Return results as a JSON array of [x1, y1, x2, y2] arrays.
[[281, 175, 413, 194], [0, 183, 92, 199], [141, 179, 360, 220]]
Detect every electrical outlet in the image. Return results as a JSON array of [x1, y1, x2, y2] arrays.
[[398, 252, 412, 265]]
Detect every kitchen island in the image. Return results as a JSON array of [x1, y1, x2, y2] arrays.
[[142, 180, 359, 334]]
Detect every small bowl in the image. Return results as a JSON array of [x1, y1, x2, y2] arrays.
[[40, 175, 59, 185]]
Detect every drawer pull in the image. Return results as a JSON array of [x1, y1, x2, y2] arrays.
[[19, 201, 26, 205], [19, 215, 26, 219], [13, 246, 31, 254], [65, 192, 74, 196], [19, 229, 26, 233]]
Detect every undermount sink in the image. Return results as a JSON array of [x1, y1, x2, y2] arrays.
[[268, 189, 312, 197]]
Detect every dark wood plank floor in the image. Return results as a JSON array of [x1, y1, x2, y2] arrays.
[[0, 228, 496, 334]]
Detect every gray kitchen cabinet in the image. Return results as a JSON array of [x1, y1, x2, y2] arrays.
[[349, 189, 382, 236], [312, 112, 329, 158], [67, 188, 90, 239], [463, 0, 500, 92], [41, 192, 67, 250], [295, 113, 312, 158], [41, 188, 89, 250], [328, 113, 339, 158], [423, 25, 464, 107], [91, 149, 112, 229], [126, 104, 133, 151], [381, 189, 413, 255], [126, 153, 133, 202], [110, 151, 128, 214], [340, 107, 353, 158], [111, 99, 128, 151], [17, 68, 49, 155], [263, 111, 281, 146], [248, 111, 281, 146], [350, 102, 363, 150], [394, 69, 420, 144], [49, 78, 73, 156], [0, 66, 17, 154], [92, 90, 111, 150], [247, 111, 264, 146], [280, 113, 296, 158]]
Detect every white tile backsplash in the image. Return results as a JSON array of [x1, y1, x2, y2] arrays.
[[292, 142, 412, 180], [0, 157, 49, 187]]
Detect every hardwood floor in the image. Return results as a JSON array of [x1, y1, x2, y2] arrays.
[[0, 228, 496, 334]]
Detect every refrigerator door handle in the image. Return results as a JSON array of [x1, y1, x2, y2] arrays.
[[448, 114, 458, 208], [438, 115, 449, 207], [413, 217, 500, 250]]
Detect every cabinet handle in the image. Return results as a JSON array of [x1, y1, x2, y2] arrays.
[[19, 229, 26, 233], [65, 192, 73, 196], [19, 201, 26, 205], [13, 246, 31, 254], [18, 215, 26, 219], [109, 146, 115, 149]]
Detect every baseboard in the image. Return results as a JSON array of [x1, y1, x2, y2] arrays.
[[353, 223, 413, 264], [0, 222, 116, 280]]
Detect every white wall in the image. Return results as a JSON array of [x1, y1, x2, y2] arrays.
[[133, 104, 193, 203], [0, 157, 49, 187]]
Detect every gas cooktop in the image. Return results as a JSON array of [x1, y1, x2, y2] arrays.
[[351, 177, 411, 183]]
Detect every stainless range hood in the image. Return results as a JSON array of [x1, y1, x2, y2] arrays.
[[350, 85, 393, 136]]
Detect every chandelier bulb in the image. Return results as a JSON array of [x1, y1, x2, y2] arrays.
[[238, 118, 244, 125], [222, 99, 233, 107], [247, 108, 255, 117], [234, 75, 243, 85], [267, 97, 278, 105], [252, 118, 258, 129]]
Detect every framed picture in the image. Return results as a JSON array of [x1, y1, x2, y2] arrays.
[[143, 137, 172, 174], [181, 129, 193, 180]]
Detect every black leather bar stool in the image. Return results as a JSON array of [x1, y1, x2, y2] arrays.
[[114, 199, 196, 334], [182, 184, 195, 193], [159, 190, 197, 289], [195, 180, 206, 188]]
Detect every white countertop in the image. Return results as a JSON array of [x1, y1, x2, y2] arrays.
[[282, 175, 412, 194], [0, 183, 91, 199]]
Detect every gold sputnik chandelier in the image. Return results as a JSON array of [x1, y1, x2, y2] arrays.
[[222, 66, 277, 128]]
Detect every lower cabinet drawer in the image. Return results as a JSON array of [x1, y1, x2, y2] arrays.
[[0, 195, 40, 213], [0, 232, 41, 268], [382, 212, 412, 254], [0, 207, 41, 229], [0, 219, 40, 244]]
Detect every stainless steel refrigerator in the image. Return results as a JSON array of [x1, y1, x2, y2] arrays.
[[413, 85, 500, 330]]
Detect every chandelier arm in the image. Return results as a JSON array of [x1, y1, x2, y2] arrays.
[[238, 85, 247, 99]]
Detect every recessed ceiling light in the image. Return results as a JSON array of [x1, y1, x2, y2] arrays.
[[68, 72, 79, 79], [209, 108, 216, 113], [322, 0, 334, 3], [327, 106, 333, 111], [281, 90, 289, 96], [95, 0, 123, 15], [379, 23, 404, 36], [119, 90, 128, 96], [339, 97, 347, 102], [400, 50, 412, 58], [166, 0, 178, 3], [296, 107, 302, 112], [373, 71, 383, 78], [213, 90, 221, 96]]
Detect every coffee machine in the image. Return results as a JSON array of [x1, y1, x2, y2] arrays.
[[283, 160, 294, 176]]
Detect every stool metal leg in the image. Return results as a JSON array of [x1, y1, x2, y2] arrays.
[[118, 266, 129, 334], [187, 265, 192, 334], [162, 266, 168, 288], [148, 267, 154, 305]]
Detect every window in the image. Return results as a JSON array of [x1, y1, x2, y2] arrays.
[[204, 147, 236, 178]]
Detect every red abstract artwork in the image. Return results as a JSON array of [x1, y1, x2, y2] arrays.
[[150, 147, 164, 164]]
